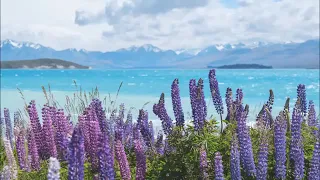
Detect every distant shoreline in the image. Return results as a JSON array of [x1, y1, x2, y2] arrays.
[[208, 64, 273, 69], [0, 58, 90, 69]]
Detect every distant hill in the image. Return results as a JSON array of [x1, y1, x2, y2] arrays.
[[1, 39, 319, 69], [209, 64, 273, 69], [0, 58, 90, 69]]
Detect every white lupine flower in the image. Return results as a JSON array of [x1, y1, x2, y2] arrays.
[[48, 157, 61, 180]]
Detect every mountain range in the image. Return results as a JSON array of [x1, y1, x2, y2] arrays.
[[0, 39, 319, 69]]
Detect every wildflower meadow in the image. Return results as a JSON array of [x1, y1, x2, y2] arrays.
[[0, 69, 319, 180]]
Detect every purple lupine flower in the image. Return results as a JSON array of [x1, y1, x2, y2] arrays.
[[78, 113, 90, 154], [55, 109, 69, 158], [27, 100, 43, 157], [209, 69, 224, 115], [98, 134, 115, 180], [27, 130, 40, 170], [91, 99, 108, 133], [225, 88, 233, 121], [16, 130, 27, 170], [256, 132, 269, 180], [297, 84, 307, 116], [133, 123, 140, 140], [171, 78, 185, 127], [214, 152, 224, 180], [134, 139, 147, 180], [124, 112, 133, 149], [294, 141, 305, 180], [290, 101, 303, 161], [4, 108, 13, 149], [274, 111, 287, 179], [88, 108, 101, 171], [236, 105, 256, 176], [42, 105, 57, 158], [115, 139, 131, 180], [230, 135, 241, 180], [197, 78, 207, 129], [68, 126, 85, 180], [153, 93, 173, 135], [48, 157, 60, 180], [200, 148, 208, 179], [189, 79, 199, 130], [148, 121, 155, 145], [189, 79, 206, 131], [155, 131, 164, 155], [138, 109, 152, 147], [308, 141, 320, 180]]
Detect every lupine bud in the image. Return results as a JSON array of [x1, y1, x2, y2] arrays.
[[155, 131, 164, 155], [98, 134, 115, 180], [138, 110, 152, 147], [225, 88, 233, 121], [200, 148, 208, 179], [4, 108, 13, 149], [42, 106, 57, 158], [308, 141, 320, 180], [230, 135, 241, 180], [297, 84, 307, 116], [48, 157, 61, 180], [214, 152, 224, 180], [153, 93, 173, 135], [68, 127, 85, 180], [274, 111, 287, 179], [209, 69, 224, 115], [308, 100, 317, 135], [171, 78, 185, 127], [134, 139, 147, 180], [115, 139, 131, 180]]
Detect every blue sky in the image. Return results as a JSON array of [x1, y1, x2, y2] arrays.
[[1, 0, 319, 51]]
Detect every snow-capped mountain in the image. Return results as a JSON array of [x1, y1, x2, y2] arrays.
[[117, 44, 162, 53], [0, 39, 49, 50], [1, 39, 319, 69]]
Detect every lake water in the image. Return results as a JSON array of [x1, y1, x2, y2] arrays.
[[1, 69, 319, 128]]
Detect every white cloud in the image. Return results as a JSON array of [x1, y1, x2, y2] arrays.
[[1, 0, 319, 51]]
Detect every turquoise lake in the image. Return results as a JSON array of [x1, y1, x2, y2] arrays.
[[1, 69, 319, 127]]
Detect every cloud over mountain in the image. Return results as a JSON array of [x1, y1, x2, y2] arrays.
[[1, 0, 319, 51]]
